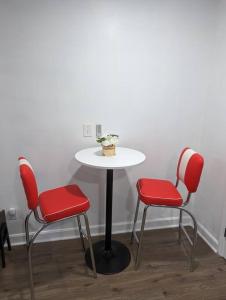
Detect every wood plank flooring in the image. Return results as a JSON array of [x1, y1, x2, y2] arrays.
[[1, 228, 226, 300]]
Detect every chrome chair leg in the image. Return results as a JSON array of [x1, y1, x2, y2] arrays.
[[83, 213, 97, 278], [77, 215, 85, 252], [178, 208, 198, 271], [135, 206, 148, 270], [27, 224, 47, 300], [27, 245, 35, 300], [178, 209, 183, 245], [189, 213, 198, 272], [25, 212, 32, 247], [131, 197, 140, 244]]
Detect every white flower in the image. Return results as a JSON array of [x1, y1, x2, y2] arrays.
[[97, 134, 119, 146], [110, 136, 118, 145], [102, 139, 111, 146]]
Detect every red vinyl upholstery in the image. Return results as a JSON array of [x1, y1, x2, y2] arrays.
[[19, 157, 39, 210], [177, 148, 204, 193], [39, 185, 90, 222], [19, 157, 90, 222], [137, 148, 204, 207], [137, 178, 183, 206]]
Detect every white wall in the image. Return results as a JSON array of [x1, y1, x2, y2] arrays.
[[194, 0, 226, 254], [0, 0, 217, 244]]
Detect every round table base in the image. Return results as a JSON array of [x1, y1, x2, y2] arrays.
[[85, 240, 131, 275]]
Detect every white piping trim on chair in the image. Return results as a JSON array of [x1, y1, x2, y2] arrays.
[[19, 159, 34, 172], [178, 149, 196, 182]]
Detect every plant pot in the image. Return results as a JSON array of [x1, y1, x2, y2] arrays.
[[102, 145, 116, 156]]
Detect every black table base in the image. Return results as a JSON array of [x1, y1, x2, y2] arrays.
[[85, 240, 131, 275]]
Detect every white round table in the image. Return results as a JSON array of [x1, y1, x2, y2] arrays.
[[75, 146, 145, 274]]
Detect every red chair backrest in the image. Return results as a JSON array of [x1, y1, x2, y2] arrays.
[[18, 157, 39, 210], [177, 147, 204, 193]]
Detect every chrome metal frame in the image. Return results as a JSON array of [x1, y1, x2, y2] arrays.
[[25, 209, 97, 300], [131, 180, 198, 271]]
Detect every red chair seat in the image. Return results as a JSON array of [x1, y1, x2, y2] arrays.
[[137, 178, 183, 207], [39, 184, 90, 222]]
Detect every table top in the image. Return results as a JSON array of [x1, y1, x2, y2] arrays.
[[75, 147, 145, 170]]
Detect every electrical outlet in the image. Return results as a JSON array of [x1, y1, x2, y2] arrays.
[[83, 124, 92, 137], [7, 208, 17, 220], [96, 124, 102, 138]]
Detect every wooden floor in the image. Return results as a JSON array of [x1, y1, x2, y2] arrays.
[[1, 228, 226, 300]]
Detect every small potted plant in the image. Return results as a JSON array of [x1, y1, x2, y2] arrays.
[[97, 134, 119, 156]]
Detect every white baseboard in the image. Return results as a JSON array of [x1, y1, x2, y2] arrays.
[[9, 217, 218, 254], [197, 221, 218, 253], [10, 216, 186, 246]]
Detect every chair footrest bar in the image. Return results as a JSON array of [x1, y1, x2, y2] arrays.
[[181, 224, 193, 246], [81, 230, 87, 240], [132, 230, 139, 245]]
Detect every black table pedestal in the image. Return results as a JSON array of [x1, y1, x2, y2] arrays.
[[85, 240, 131, 274], [85, 169, 131, 274]]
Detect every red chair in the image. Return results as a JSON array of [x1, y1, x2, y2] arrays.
[[19, 157, 96, 300], [131, 147, 204, 270]]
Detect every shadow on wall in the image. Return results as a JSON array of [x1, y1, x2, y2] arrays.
[[113, 169, 137, 229], [195, 156, 226, 240]]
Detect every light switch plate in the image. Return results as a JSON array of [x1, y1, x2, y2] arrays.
[[83, 124, 92, 137]]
